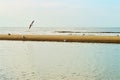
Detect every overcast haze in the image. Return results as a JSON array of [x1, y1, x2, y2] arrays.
[[0, 0, 120, 27]]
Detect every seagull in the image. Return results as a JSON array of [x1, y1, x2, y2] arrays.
[[29, 20, 35, 29]]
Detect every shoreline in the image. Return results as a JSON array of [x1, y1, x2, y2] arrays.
[[0, 34, 120, 43]]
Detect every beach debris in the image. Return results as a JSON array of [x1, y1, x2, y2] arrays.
[[63, 39, 66, 42], [29, 20, 35, 29], [22, 35, 25, 39], [8, 33, 11, 36], [117, 34, 120, 37], [82, 34, 85, 36]]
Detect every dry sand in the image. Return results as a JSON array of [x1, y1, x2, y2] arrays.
[[0, 34, 120, 43]]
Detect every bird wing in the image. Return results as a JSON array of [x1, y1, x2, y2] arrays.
[[29, 20, 35, 29]]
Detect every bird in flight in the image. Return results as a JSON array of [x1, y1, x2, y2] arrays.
[[29, 20, 35, 29]]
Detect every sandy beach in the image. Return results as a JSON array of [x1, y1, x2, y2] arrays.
[[0, 34, 120, 43]]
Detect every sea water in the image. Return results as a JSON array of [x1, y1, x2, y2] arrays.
[[1, 27, 120, 35], [0, 27, 120, 80]]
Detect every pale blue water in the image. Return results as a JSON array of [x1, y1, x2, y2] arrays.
[[1, 27, 120, 33], [0, 27, 120, 80], [0, 27, 120, 36]]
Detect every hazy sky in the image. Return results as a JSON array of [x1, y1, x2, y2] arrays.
[[0, 0, 120, 27]]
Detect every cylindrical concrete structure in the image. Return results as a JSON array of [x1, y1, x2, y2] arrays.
[[0, 34, 120, 43]]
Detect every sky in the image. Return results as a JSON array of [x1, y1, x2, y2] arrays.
[[0, 0, 120, 27]]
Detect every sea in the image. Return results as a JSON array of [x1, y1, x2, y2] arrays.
[[0, 27, 120, 80]]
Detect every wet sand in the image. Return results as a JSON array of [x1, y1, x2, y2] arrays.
[[0, 34, 120, 43]]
